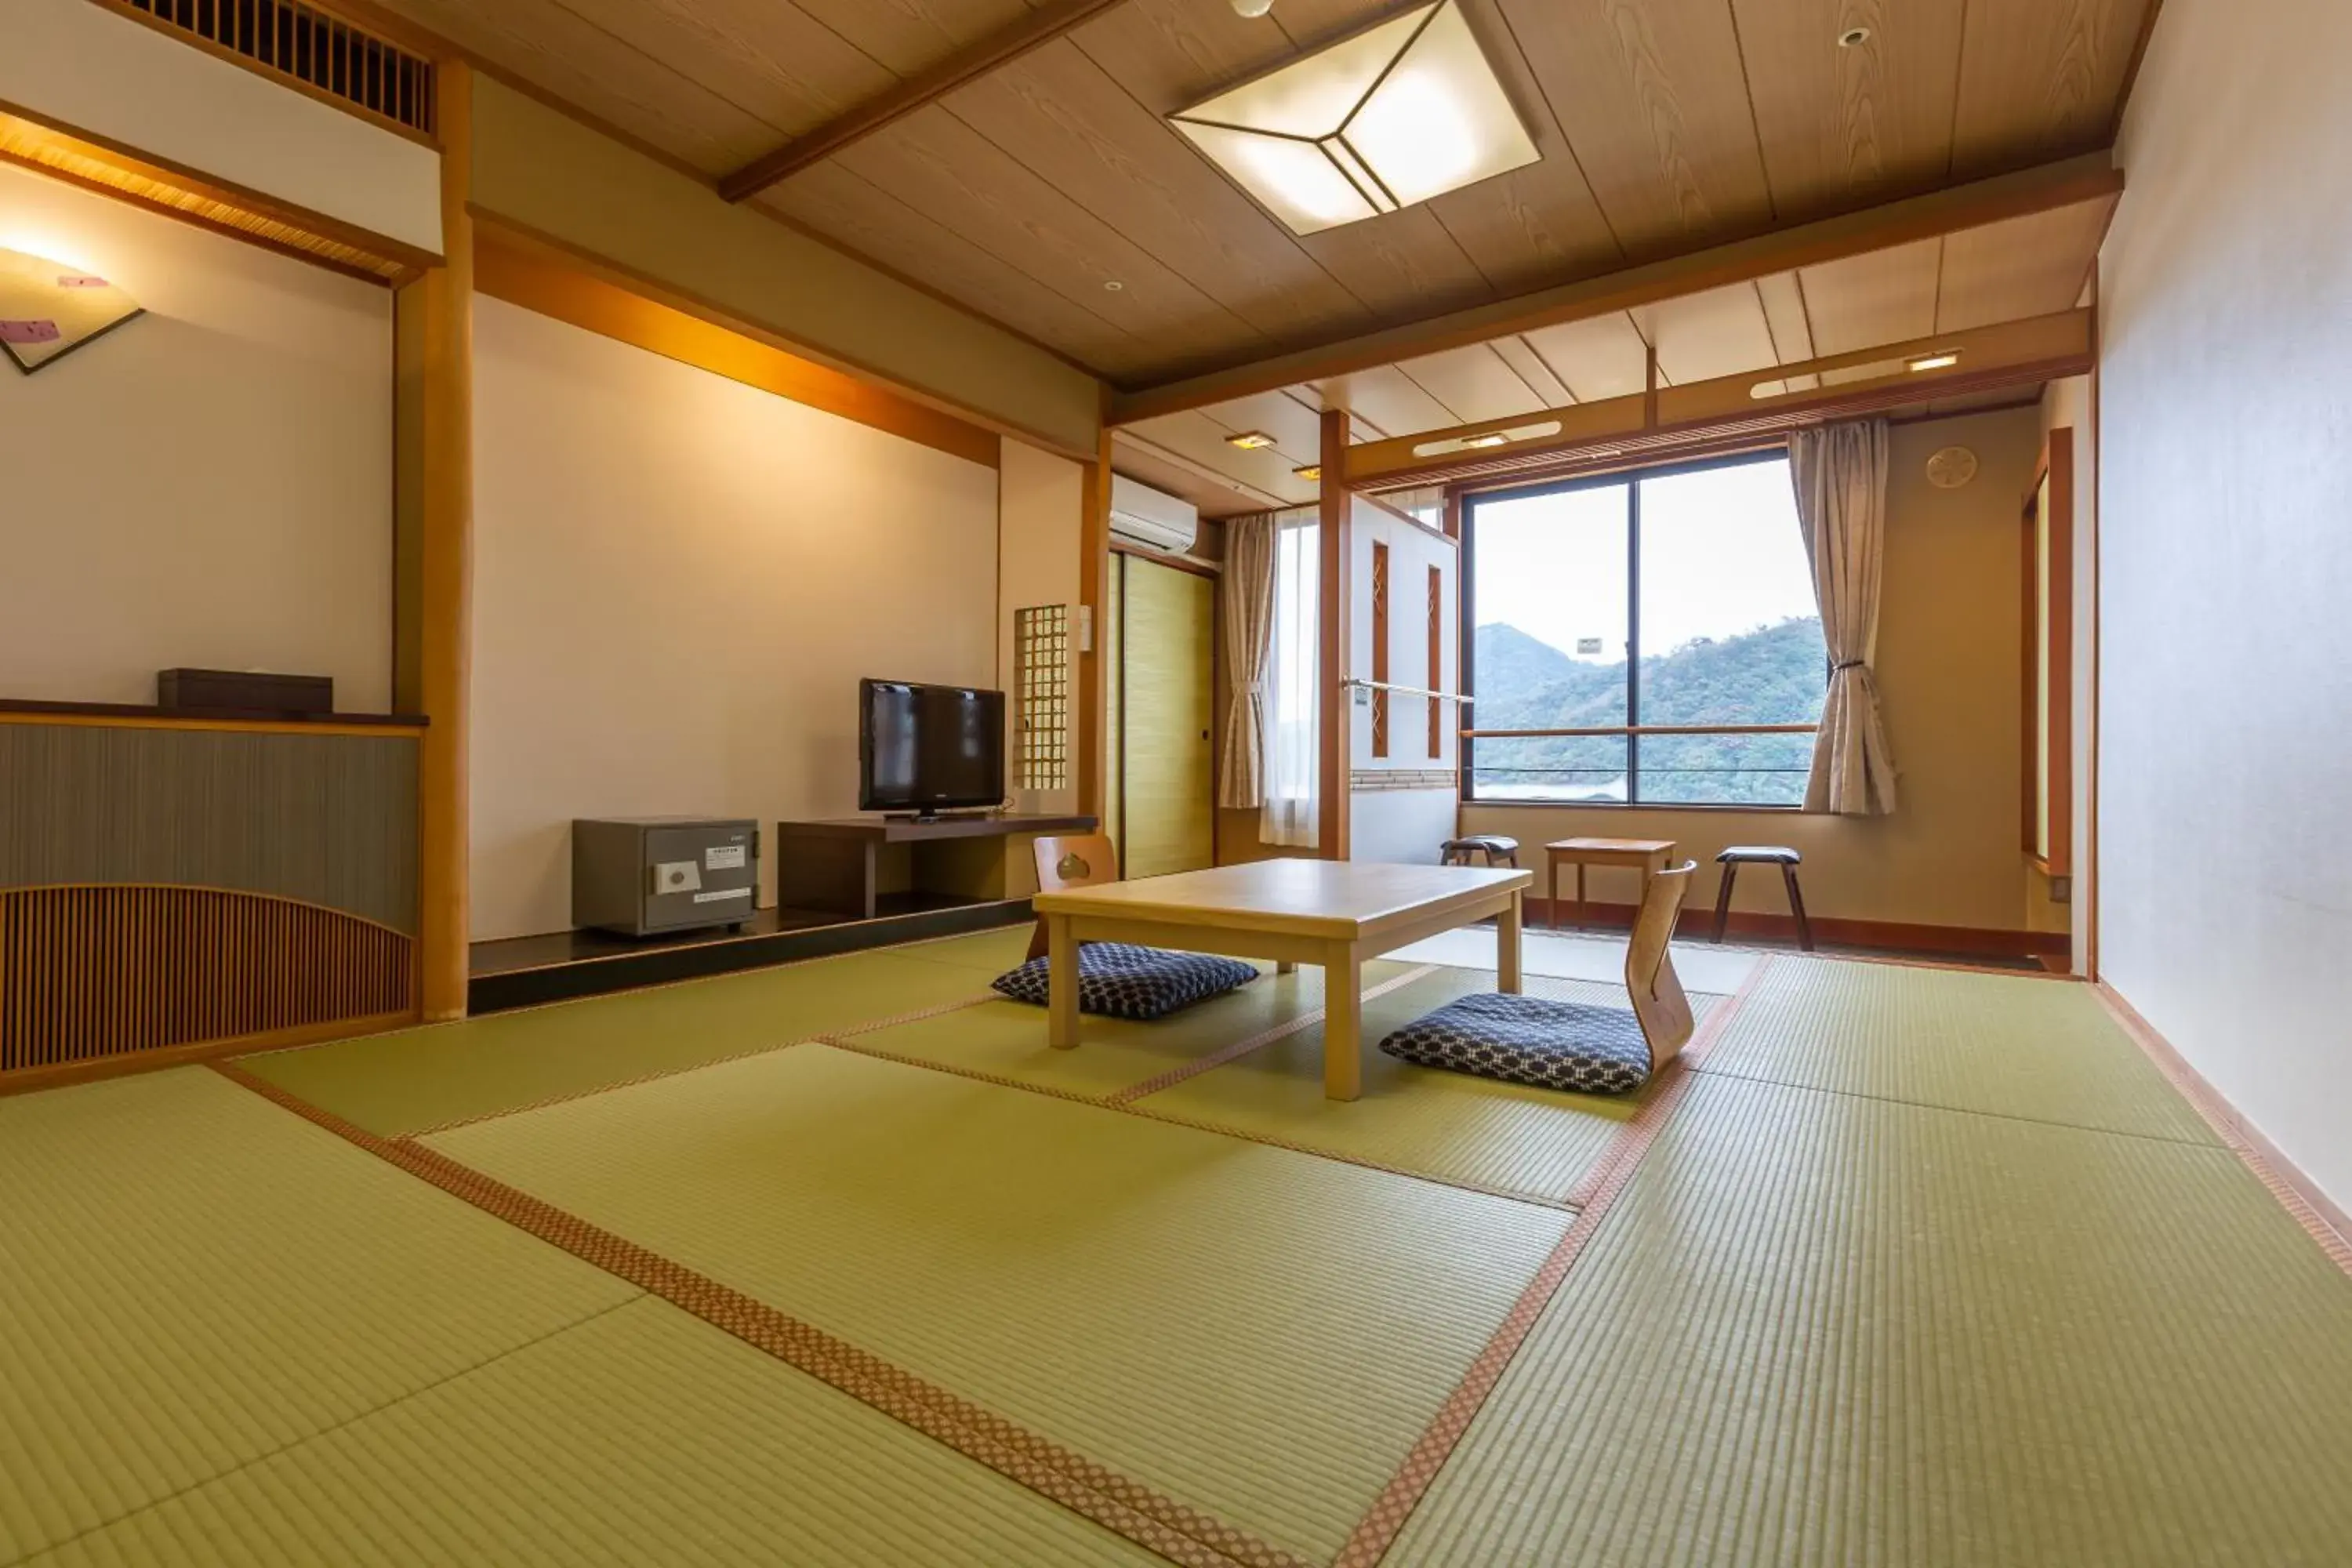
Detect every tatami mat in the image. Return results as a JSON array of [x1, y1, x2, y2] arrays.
[[29, 1297, 1165, 1568], [840, 960, 1416, 1102], [1696, 957, 2220, 1145], [1386, 1073, 2352, 1566], [889, 925, 1040, 977], [1389, 925, 1761, 996], [1138, 968, 1715, 1205], [240, 949, 996, 1137], [0, 1069, 636, 1566], [426, 1045, 1569, 1564]]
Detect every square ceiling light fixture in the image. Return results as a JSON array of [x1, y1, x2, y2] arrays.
[[1170, 1, 1540, 236]]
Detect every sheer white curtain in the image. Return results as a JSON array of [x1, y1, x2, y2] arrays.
[[1260, 509, 1320, 847], [1791, 419, 1900, 815]]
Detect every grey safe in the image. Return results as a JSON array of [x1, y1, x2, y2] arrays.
[[572, 817, 759, 937]]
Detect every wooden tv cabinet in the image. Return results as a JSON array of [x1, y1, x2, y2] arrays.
[[775, 812, 1098, 920]]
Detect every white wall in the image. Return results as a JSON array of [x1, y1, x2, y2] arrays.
[[996, 439, 1083, 898], [2099, 0, 2352, 1212], [1350, 499, 1457, 865], [470, 296, 1000, 940], [0, 162, 393, 709]]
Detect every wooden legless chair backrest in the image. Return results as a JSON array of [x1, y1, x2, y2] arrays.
[[1624, 862, 1698, 1072], [1025, 833, 1120, 960]]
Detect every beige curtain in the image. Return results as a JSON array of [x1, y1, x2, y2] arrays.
[[1791, 420, 1900, 815], [1218, 513, 1276, 809]]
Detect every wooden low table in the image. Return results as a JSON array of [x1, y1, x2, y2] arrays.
[[1544, 837, 1678, 930], [1030, 859, 1531, 1101]]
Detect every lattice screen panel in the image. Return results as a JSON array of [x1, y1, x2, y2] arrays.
[[1014, 604, 1070, 790]]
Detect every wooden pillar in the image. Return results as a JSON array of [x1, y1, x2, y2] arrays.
[[416, 60, 475, 1021], [1076, 426, 1113, 824], [1317, 407, 1351, 861]]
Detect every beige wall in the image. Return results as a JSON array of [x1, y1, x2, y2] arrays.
[[2097, 0, 2352, 1210], [1465, 407, 2049, 935], [998, 439, 1083, 898], [468, 295, 998, 941], [0, 162, 394, 710], [469, 78, 1102, 462]]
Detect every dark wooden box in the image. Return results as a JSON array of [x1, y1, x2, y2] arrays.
[[157, 668, 335, 716]]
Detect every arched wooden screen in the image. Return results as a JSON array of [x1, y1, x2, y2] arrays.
[[0, 886, 414, 1075]]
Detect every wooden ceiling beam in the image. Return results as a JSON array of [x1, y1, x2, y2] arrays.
[[719, 0, 1133, 204], [1343, 309, 2095, 487], [1109, 151, 2121, 425]]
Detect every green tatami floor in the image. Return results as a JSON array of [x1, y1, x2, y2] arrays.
[[1, 931, 2346, 1566]]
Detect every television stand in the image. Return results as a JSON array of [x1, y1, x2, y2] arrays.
[[775, 812, 1098, 920]]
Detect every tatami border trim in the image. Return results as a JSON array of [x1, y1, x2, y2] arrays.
[[1333, 954, 1776, 1566], [2093, 982, 2352, 1275], [210, 1059, 1307, 1568]]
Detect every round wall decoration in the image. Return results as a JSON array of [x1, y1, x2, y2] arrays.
[[1926, 445, 1979, 488]]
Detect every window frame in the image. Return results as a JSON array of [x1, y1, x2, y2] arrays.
[[1457, 445, 1823, 812]]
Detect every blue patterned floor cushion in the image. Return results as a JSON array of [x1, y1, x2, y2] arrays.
[[1380, 993, 1653, 1095], [993, 942, 1260, 1021]]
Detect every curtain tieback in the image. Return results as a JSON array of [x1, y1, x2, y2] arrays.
[[1832, 660, 1867, 672]]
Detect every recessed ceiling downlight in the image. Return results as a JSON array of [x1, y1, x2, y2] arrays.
[[1838, 27, 1871, 47]]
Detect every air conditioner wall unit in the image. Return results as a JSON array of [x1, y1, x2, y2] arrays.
[[1109, 473, 1200, 554]]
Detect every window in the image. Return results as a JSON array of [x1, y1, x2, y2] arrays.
[[1465, 451, 1827, 807], [1261, 510, 1320, 846]]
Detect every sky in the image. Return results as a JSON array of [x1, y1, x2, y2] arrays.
[[1472, 456, 1819, 662]]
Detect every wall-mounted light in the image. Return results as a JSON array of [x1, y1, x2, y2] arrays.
[[1226, 430, 1277, 449], [1170, 1, 1541, 236], [1908, 352, 1961, 372]]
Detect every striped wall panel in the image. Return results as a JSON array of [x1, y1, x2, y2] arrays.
[[0, 885, 413, 1076], [0, 724, 418, 933]]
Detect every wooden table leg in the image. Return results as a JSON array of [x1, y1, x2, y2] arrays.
[[1047, 914, 1079, 1049], [1323, 940, 1363, 1101], [1575, 863, 1588, 928], [1545, 850, 1560, 931], [1497, 889, 1524, 994]]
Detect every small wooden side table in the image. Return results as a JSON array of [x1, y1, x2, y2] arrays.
[[1544, 837, 1678, 931]]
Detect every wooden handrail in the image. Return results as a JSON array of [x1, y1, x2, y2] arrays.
[[1461, 724, 1819, 739]]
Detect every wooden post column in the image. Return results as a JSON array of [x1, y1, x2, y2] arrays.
[[416, 60, 475, 1021], [1077, 426, 1113, 824], [1317, 407, 1351, 861]]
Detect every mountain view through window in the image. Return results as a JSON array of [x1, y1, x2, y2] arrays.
[[1467, 452, 1828, 806]]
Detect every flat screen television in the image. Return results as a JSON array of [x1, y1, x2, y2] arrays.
[[859, 679, 1006, 816]]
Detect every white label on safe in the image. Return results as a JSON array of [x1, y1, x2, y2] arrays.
[[706, 844, 747, 870], [693, 888, 750, 904]]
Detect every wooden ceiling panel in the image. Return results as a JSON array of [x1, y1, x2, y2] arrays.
[[547, 0, 888, 139], [789, 0, 1040, 78], [1519, 311, 1653, 403], [1124, 410, 1318, 499], [1951, 0, 2156, 176], [1497, 0, 1776, 255], [1798, 236, 1941, 355], [756, 166, 1151, 378], [1112, 433, 1289, 517], [1394, 344, 1551, 426], [1311, 367, 1458, 439], [824, 105, 1269, 370], [1635, 281, 1782, 384], [1193, 390, 1329, 463], [1753, 270, 1819, 391], [1935, 197, 2113, 332], [1294, 210, 1497, 325], [943, 42, 1374, 345], [1731, 0, 1967, 221], [368, 0, 780, 172], [1488, 335, 1573, 405]]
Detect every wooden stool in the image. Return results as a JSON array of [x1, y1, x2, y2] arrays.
[[1440, 835, 1519, 868], [1712, 845, 1812, 950], [1543, 837, 1676, 931]]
